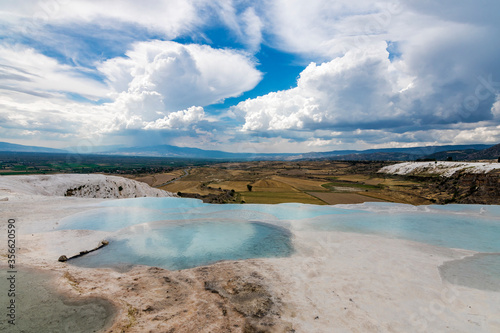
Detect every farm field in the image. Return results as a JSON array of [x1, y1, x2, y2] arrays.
[[308, 192, 386, 205], [132, 170, 185, 187], [240, 191, 324, 205], [151, 161, 437, 205]]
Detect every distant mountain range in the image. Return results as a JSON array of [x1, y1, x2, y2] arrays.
[[420, 149, 479, 161], [0, 142, 67, 153], [94, 143, 496, 161], [0, 141, 498, 161], [290, 144, 495, 161], [107, 144, 293, 160], [464, 143, 500, 161]]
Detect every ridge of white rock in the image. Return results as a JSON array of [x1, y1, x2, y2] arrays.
[[379, 161, 500, 177], [0, 174, 175, 198]]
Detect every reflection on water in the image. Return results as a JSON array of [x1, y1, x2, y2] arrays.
[[69, 220, 293, 270], [0, 267, 115, 332], [439, 253, 500, 292]]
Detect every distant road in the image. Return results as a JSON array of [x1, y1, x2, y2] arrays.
[[154, 168, 190, 188]]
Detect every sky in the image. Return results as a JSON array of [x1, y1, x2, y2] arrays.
[[0, 0, 500, 153]]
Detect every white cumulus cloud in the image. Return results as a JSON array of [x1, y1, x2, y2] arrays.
[[99, 40, 262, 126], [236, 42, 412, 132], [143, 106, 205, 130]]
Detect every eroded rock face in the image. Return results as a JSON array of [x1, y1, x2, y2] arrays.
[[0, 174, 175, 198], [432, 171, 500, 204]]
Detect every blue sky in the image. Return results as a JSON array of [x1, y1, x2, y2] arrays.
[[0, 0, 500, 153]]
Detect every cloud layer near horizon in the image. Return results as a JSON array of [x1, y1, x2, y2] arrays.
[[1, 0, 499, 152]]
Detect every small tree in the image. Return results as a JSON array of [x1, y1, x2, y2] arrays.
[[247, 184, 253, 192], [498, 156, 500, 163]]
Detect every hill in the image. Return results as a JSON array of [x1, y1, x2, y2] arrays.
[[108, 144, 294, 160], [0, 142, 67, 153], [421, 149, 478, 161], [464, 143, 500, 161]]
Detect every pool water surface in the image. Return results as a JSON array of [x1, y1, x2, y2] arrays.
[[59, 198, 500, 291]]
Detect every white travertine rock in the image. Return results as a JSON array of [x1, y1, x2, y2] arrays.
[[379, 161, 500, 177], [0, 174, 174, 198]]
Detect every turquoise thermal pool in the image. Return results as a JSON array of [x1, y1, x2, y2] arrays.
[[68, 220, 293, 271], [59, 198, 500, 284]]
